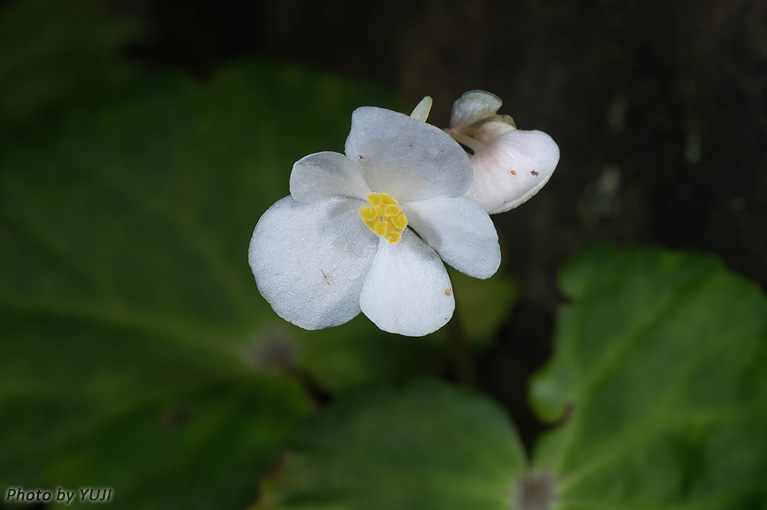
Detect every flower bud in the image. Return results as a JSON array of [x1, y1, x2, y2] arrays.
[[448, 91, 559, 214]]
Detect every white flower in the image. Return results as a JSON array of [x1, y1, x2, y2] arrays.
[[249, 105, 501, 337], [448, 90, 560, 214]]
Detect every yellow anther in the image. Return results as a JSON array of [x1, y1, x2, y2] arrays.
[[391, 213, 408, 230], [380, 194, 398, 205], [385, 231, 401, 244], [383, 204, 400, 217], [360, 206, 377, 221], [374, 221, 389, 236], [359, 192, 408, 244]]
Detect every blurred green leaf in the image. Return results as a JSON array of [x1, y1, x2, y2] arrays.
[[0, 57, 412, 508], [0, 5, 523, 502], [531, 247, 767, 509], [0, 0, 140, 134], [451, 267, 517, 348], [257, 381, 527, 510], [0, 317, 310, 510]]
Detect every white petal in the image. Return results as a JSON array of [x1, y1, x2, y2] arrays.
[[449, 90, 502, 129], [410, 96, 433, 122], [464, 129, 560, 214], [249, 196, 378, 330], [344, 107, 472, 202], [403, 197, 500, 279], [359, 230, 455, 337], [474, 120, 516, 145], [290, 151, 370, 203]]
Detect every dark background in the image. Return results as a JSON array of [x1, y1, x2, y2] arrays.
[[8, 0, 767, 450]]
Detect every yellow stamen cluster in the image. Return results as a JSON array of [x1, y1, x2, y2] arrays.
[[359, 192, 408, 244]]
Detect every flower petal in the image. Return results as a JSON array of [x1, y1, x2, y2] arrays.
[[290, 151, 370, 203], [359, 230, 455, 337], [449, 90, 503, 129], [409, 96, 433, 122], [465, 129, 560, 214], [345, 107, 472, 202], [249, 196, 378, 330], [403, 197, 500, 279]]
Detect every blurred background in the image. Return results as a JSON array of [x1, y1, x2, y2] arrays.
[[1, 0, 765, 508]]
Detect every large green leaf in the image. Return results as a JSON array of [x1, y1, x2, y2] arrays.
[[0, 56, 414, 508], [0, 4, 522, 503], [257, 381, 527, 510], [531, 247, 767, 509]]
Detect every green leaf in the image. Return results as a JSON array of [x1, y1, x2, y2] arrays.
[[0, 317, 310, 510], [531, 246, 767, 509], [257, 381, 527, 510], [0, 58, 404, 508]]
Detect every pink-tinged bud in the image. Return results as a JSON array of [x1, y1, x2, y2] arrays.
[[464, 129, 559, 214], [448, 91, 560, 214]]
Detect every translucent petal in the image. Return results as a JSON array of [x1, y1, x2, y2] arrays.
[[249, 196, 378, 330], [465, 129, 560, 214], [410, 96, 433, 122], [359, 230, 455, 337], [449, 90, 503, 129], [345, 107, 472, 202], [403, 196, 500, 279], [290, 151, 370, 203]]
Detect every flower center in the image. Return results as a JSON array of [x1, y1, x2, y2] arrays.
[[359, 192, 408, 244]]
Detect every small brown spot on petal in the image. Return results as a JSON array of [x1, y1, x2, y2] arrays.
[[510, 170, 517, 175], [531, 170, 539, 176], [444, 288, 453, 296], [358, 154, 365, 159], [409, 144, 414, 148]]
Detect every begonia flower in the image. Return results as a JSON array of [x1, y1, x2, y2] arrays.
[[448, 90, 560, 214], [249, 104, 501, 337]]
